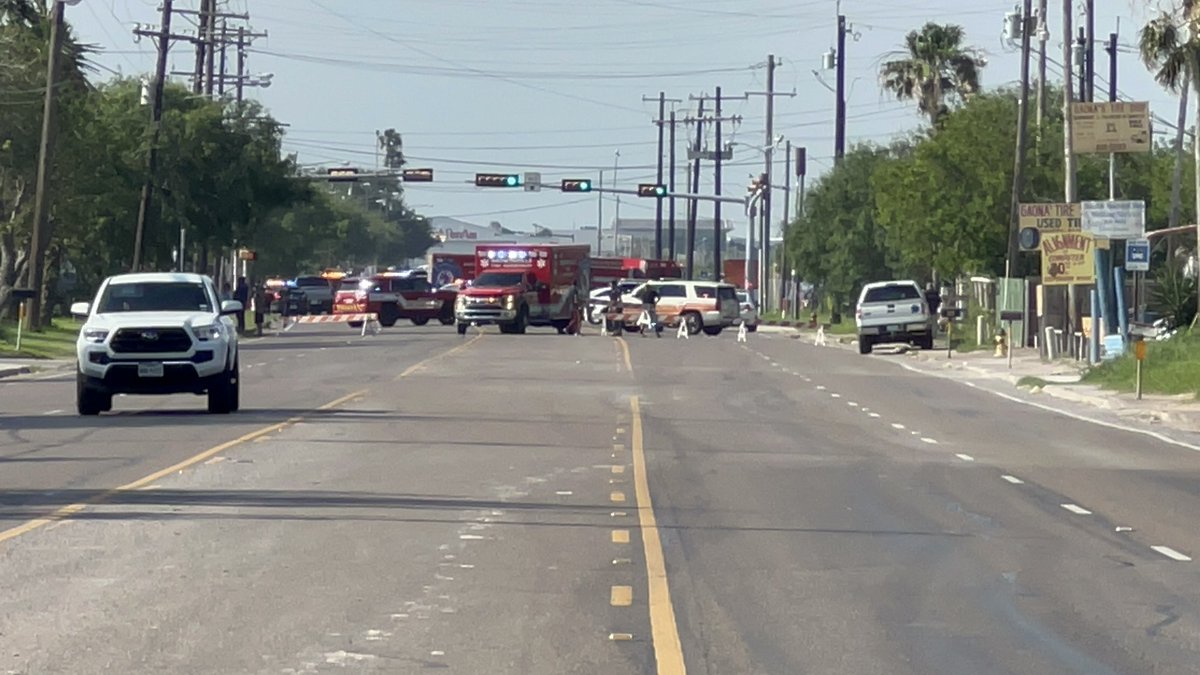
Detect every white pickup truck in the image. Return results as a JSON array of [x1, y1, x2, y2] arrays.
[[854, 280, 935, 354]]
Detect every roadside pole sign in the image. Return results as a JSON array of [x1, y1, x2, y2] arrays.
[[1020, 203, 1095, 285], [1071, 101, 1151, 154], [1125, 238, 1150, 272], [1081, 200, 1146, 239]]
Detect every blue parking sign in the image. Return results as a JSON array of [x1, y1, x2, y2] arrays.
[[1125, 238, 1150, 272]]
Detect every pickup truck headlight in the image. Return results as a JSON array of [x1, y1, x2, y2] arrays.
[[193, 323, 222, 341], [503, 294, 516, 309], [82, 327, 108, 344]]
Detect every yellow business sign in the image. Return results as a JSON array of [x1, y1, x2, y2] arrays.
[[1071, 101, 1151, 154], [1019, 203, 1095, 285]]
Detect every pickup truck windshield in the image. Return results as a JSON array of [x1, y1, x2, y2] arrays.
[[864, 285, 921, 303], [474, 272, 525, 288], [98, 282, 212, 313]]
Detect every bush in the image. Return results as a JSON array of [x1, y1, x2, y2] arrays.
[[1150, 260, 1197, 327]]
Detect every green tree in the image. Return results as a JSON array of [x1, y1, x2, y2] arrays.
[[879, 22, 986, 129], [787, 144, 899, 307]]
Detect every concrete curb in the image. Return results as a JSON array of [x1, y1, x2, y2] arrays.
[[0, 365, 31, 380]]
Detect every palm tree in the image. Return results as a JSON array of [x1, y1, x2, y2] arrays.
[[1141, 6, 1200, 327], [879, 22, 986, 129]]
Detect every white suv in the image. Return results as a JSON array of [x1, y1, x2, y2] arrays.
[[72, 273, 242, 415], [623, 280, 741, 335]]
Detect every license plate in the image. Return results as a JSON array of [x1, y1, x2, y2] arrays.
[[137, 362, 164, 378], [886, 325, 901, 332]]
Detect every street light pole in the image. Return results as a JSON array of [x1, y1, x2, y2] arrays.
[[613, 150, 621, 257]]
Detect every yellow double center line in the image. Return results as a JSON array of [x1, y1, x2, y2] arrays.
[[631, 395, 687, 674]]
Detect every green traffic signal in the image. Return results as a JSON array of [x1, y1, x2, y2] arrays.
[[475, 173, 522, 188], [561, 179, 592, 192], [637, 183, 667, 197]]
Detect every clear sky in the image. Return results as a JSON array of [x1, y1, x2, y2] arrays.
[[69, 0, 1176, 234]]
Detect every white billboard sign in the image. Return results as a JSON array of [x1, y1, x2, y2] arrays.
[[1081, 200, 1145, 239]]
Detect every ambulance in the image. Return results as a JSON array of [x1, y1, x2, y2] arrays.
[[454, 244, 590, 335]]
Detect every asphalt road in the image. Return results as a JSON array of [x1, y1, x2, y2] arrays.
[[1, 324, 1199, 673]]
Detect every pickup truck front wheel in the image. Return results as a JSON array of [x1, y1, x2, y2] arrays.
[[76, 373, 111, 416], [858, 335, 873, 355], [207, 359, 240, 414]]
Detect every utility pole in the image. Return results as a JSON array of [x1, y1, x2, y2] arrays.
[[835, 14, 848, 161], [1006, 0, 1033, 281], [795, 146, 807, 320], [714, 86, 724, 280], [26, 0, 68, 328], [782, 139, 792, 315], [1076, 27, 1086, 101], [686, 98, 704, 279], [204, 0, 217, 96], [746, 55, 795, 309], [217, 18, 228, 97], [236, 25, 246, 102], [192, 0, 209, 94], [643, 92, 682, 259], [1036, 0, 1048, 131], [1085, 0, 1095, 102], [596, 169, 604, 253], [1063, 0, 1078, 334], [668, 109, 678, 260], [132, 0, 174, 272]]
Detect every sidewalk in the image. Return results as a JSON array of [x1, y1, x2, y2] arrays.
[[0, 358, 73, 380], [771, 326, 1200, 434]]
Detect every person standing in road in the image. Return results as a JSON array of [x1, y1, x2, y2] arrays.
[[638, 284, 661, 337], [253, 282, 271, 337], [234, 276, 249, 335]]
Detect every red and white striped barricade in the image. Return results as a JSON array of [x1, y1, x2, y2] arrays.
[[286, 313, 381, 337]]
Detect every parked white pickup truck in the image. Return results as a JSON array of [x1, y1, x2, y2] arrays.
[[854, 280, 935, 354]]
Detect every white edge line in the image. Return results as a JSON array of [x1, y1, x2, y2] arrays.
[[1151, 545, 1192, 562], [1060, 503, 1093, 515], [1001, 474, 1025, 484], [894, 360, 1200, 454]]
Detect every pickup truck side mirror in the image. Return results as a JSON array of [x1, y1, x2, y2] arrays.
[[220, 300, 244, 315], [70, 301, 90, 317]]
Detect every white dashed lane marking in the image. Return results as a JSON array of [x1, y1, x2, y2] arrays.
[[1151, 546, 1192, 562], [920, 437, 938, 445], [892, 423, 906, 430], [1001, 475, 1025, 485], [867, 413, 881, 418], [1060, 504, 1093, 515], [955, 454, 975, 462]]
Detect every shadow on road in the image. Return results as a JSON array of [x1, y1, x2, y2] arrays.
[[0, 488, 972, 539], [0, 408, 396, 431]]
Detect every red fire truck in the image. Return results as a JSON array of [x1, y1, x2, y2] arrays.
[[334, 270, 457, 327], [455, 244, 590, 335]]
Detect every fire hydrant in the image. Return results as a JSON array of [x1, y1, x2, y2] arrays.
[[994, 328, 1008, 358]]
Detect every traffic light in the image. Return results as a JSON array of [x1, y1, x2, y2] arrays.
[[561, 179, 592, 192], [402, 168, 434, 182], [327, 167, 359, 182], [475, 173, 521, 188], [637, 183, 667, 197]]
